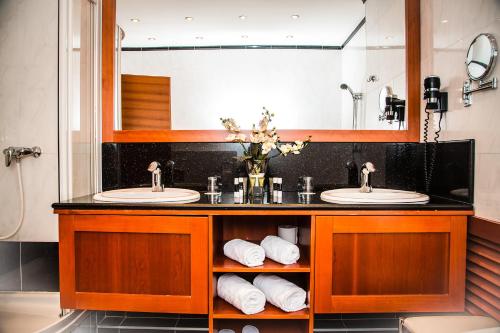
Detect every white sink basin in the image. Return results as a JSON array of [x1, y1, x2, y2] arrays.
[[93, 187, 200, 203], [320, 188, 429, 204]]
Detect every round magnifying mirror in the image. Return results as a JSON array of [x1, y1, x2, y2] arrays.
[[466, 33, 498, 81], [379, 86, 394, 112]]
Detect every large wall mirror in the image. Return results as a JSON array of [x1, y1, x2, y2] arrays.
[[102, 0, 420, 142]]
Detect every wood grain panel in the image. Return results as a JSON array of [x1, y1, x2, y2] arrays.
[[75, 232, 190, 295], [466, 217, 500, 321], [315, 215, 467, 313], [121, 74, 171, 130], [59, 215, 209, 313], [101, 0, 116, 142], [332, 233, 449, 295]]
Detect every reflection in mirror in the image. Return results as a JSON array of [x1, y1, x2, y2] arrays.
[[466, 33, 498, 81], [114, 0, 406, 131], [378, 86, 405, 128]]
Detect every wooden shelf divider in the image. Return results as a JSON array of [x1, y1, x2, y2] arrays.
[[213, 298, 310, 320], [213, 255, 310, 273]]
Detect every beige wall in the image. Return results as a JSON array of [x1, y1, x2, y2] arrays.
[[421, 0, 500, 221]]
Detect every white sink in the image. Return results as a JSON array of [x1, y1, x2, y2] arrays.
[[93, 187, 200, 203], [320, 188, 429, 204]]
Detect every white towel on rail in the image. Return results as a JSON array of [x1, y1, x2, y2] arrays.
[[217, 273, 266, 315], [223, 239, 265, 267], [253, 274, 307, 312], [260, 235, 300, 265]]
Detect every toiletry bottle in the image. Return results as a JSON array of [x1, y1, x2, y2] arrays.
[[234, 178, 240, 202], [238, 177, 244, 202], [272, 177, 278, 203], [277, 178, 283, 203]]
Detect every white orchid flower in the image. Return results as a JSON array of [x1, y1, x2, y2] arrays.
[[225, 133, 246, 142]]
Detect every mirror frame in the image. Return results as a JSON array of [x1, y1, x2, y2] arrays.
[[102, 0, 420, 143], [466, 33, 498, 81]]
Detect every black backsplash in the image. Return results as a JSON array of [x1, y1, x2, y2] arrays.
[[102, 140, 474, 204]]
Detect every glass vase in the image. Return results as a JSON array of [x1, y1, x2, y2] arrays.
[[245, 159, 268, 197]]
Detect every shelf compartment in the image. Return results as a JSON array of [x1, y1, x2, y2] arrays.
[[213, 297, 309, 319], [214, 319, 309, 333]]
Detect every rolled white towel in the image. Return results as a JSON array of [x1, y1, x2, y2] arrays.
[[217, 273, 266, 315], [223, 239, 265, 267], [253, 274, 307, 312], [260, 235, 300, 265], [242, 325, 260, 333]]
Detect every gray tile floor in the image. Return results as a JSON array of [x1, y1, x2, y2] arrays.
[[64, 311, 208, 332], [64, 311, 469, 332]]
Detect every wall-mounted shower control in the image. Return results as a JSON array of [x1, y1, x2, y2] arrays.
[[3, 146, 42, 167]]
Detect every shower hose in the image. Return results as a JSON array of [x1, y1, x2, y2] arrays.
[[0, 162, 24, 239]]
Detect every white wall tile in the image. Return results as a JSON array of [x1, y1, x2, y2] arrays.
[[0, 0, 59, 241], [421, 0, 500, 221]]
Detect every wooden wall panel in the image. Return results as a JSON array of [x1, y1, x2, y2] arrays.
[[75, 231, 191, 295], [466, 217, 500, 321], [121, 74, 171, 130]]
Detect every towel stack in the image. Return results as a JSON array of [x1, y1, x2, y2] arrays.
[[216, 274, 266, 315], [223, 239, 266, 267], [253, 274, 307, 312], [216, 273, 307, 314], [223, 234, 300, 266]]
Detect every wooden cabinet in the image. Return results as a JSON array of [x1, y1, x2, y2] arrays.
[[314, 215, 467, 313], [59, 214, 208, 313]]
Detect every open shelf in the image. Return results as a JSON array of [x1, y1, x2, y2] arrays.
[[214, 319, 309, 333], [213, 248, 310, 273], [213, 297, 309, 320]]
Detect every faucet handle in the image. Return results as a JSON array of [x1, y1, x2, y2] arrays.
[[362, 162, 376, 173], [148, 161, 161, 172]]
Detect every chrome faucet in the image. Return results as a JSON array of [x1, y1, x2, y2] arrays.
[[360, 162, 376, 193], [147, 161, 163, 192], [3, 146, 42, 167]]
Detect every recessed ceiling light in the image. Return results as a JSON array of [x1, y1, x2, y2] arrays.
[[239, 15, 247, 20], [148, 37, 156, 41], [291, 14, 300, 20], [385, 35, 394, 40], [286, 35, 294, 39], [241, 35, 248, 39], [441, 19, 449, 23], [130, 18, 140, 23], [195, 36, 204, 40], [185, 16, 193, 21]]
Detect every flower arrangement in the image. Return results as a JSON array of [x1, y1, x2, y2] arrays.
[[221, 107, 311, 177]]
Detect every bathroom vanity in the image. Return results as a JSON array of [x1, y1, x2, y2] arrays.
[[53, 194, 473, 333]]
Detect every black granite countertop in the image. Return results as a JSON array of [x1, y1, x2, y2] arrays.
[[52, 191, 473, 211]]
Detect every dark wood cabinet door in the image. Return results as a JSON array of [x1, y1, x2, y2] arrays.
[[315, 215, 467, 313], [59, 215, 208, 313]]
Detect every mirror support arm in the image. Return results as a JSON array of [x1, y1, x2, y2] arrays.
[[462, 77, 497, 107]]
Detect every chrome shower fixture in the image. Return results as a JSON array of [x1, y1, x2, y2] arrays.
[[340, 83, 363, 130], [3, 146, 42, 167], [340, 83, 362, 100]]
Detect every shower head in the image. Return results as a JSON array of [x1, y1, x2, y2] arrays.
[[340, 83, 355, 97], [340, 83, 362, 100]]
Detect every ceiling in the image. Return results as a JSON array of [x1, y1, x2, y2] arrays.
[[116, 0, 366, 47]]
